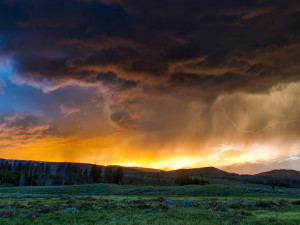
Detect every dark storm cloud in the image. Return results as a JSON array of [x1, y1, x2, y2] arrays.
[[0, 0, 299, 130], [0, 113, 52, 144], [2, 2, 300, 135], [89, 71, 138, 91], [74, 47, 138, 67], [2, 114, 44, 130], [1, 0, 299, 95], [110, 105, 130, 126]]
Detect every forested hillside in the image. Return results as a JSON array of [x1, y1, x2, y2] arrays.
[[0, 159, 123, 186]]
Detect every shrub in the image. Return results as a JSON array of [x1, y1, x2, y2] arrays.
[[38, 204, 52, 214], [228, 219, 238, 225], [292, 200, 300, 205], [75, 196, 97, 201], [208, 198, 219, 208], [138, 203, 151, 209], [238, 210, 252, 216], [75, 201, 93, 210], [255, 200, 275, 208], [231, 210, 253, 217], [207, 199, 228, 212], [64, 207, 80, 214], [59, 195, 71, 200], [66, 199, 77, 205], [156, 197, 165, 202], [229, 202, 241, 209], [211, 213, 220, 219], [26, 210, 38, 219], [0, 171, 20, 186], [10, 202, 27, 209], [278, 199, 289, 206], [27, 201, 41, 206], [214, 203, 229, 212], [0, 209, 15, 218], [229, 198, 244, 209], [132, 199, 146, 204], [159, 204, 171, 212], [49, 203, 63, 211]]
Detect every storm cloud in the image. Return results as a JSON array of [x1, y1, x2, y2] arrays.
[[0, 0, 299, 172]]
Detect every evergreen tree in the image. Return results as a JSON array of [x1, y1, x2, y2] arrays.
[[115, 166, 123, 184], [90, 165, 102, 183], [104, 166, 114, 183]]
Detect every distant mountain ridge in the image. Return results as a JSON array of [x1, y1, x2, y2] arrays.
[[163, 166, 239, 178], [0, 158, 157, 174], [256, 169, 300, 180], [220, 159, 300, 175], [1, 158, 299, 181]]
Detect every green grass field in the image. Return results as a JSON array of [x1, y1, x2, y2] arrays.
[[0, 184, 299, 224]]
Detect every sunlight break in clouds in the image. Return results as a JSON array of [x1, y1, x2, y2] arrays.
[[0, 0, 299, 174]]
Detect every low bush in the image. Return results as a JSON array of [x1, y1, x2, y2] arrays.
[[64, 207, 80, 214], [214, 203, 229, 212], [159, 203, 171, 212], [255, 200, 276, 208], [228, 219, 238, 225], [207, 199, 228, 212], [156, 197, 165, 202], [75, 196, 97, 201], [26, 210, 38, 219], [292, 200, 300, 205], [0, 209, 15, 218], [38, 204, 53, 214], [75, 201, 94, 210], [10, 202, 27, 209], [138, 203, 151, 209], [278, 199, 289, 206], [231, 210, 253, 217], [229, 198, 244, 209]]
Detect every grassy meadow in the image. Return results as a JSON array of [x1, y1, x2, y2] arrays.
[[0, 184, 299, 225]]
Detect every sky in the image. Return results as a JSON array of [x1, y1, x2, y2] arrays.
[[0, 0, 300, 174]]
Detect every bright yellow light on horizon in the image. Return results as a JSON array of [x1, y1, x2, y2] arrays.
[[0, 133, 293, 172]]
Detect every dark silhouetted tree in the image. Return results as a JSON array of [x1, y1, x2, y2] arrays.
[[90, 165, 102, 183], [115, 166, 123, 184], [104, 166, 114, 183]]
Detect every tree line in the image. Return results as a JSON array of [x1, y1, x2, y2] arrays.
[[175, 174, 210, 186], [240, 175, 300, 188], [0, 160, 123, 186]]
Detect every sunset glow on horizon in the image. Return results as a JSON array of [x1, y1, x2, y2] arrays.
[[1, 0, 300, 174]]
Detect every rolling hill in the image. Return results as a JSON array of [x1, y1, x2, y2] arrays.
[[163, 166, 239, 179], [256, 169, 300, 180], [1, 158, 300, 187]]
